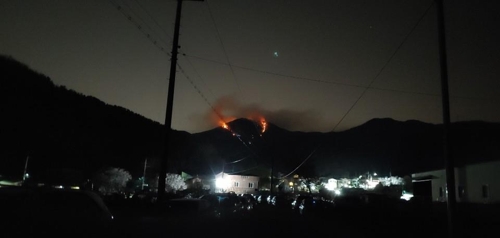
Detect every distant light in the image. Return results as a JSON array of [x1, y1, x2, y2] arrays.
[[216, 178, 229, 189], [289, 182, 294, 187], [310, 185, 316, 190], [54, 185, 64, 189], [70, 186, 80, 190], [373, 173, 377, 176], [325, 179, 337, 191], [367, 180, 378, 189], [25, 173, 30, 178], [273, 51, 279, 57], [334, 190, 341, 195], [401, 193, 413, 201]]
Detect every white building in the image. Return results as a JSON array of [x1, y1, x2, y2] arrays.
[[214, 172, 259, 194], [412, 160, 500, 203]]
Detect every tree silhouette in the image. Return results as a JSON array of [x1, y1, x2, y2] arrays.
[[94, 167, 132, 195]]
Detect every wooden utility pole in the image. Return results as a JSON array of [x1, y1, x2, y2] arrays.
[[158, 0, 204, 201], [436, 1, 456, 237], [158, 0, 183, 201]]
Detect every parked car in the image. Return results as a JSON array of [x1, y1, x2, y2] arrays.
[[299, 197, 335, 217], [200, 193, 243, 218], [166, 198, 215, 220], [291, 194, 313, 211], [271, 194, 293, 209], [256, 192, 271, 204], [241, 194, 257, 209]]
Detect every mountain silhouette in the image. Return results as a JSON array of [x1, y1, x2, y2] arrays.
[[2, 55, 500, 182]]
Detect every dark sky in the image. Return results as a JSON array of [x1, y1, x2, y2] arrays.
[[1, 0, 499, 133]]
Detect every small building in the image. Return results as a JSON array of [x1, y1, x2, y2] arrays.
[[412, 160, 500, 203], [214, 172, 259, 194]]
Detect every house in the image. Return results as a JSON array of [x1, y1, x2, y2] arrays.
[[214, 172, 259, 194], [412, 160, 500, 203]]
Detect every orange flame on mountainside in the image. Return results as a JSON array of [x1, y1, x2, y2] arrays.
[[221, 122, 230, 130], [260, 118, 267, 133]]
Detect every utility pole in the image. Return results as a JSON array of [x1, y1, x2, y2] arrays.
[[22, 155, 29, 182], [270, 157, 274, 196], [142, 158, 148, 190], [158, 0, 183, 201], [157, 0, 204, 202], [436, 1, 456, 237]]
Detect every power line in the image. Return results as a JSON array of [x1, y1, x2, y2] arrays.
[[121, 0, 171, 47], [205, 0, 242, 92], [108, 0, 261, 174], [131, 0, 174, 41], [184, 53, 493, 102], [225, 155, 251, 165], [176, 62, 263, 161], [107, 0, 171, 55], [331, 0, 435, 132], [182, 57, 218, 103], [183, 53, 361, 87], [280, 0, 435, 179]]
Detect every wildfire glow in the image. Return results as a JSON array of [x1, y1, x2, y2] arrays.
[[260, 118, 267, 133], [221, 122, 229, 130]]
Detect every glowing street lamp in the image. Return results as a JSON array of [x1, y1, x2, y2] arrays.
[[216, 178, 229, 189]]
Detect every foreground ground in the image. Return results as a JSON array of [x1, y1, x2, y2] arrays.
[[106, 201, 499, 238]]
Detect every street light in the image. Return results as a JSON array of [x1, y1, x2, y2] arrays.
[[216, 178, 229, 189]]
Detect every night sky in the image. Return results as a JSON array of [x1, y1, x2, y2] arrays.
[[1, 0, 499, 133]]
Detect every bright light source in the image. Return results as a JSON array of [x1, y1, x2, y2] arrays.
[[216, 178, 229, 189], [325, 178, 337, 191], [70, 186, 80, 190], [334, 189, 341, 195], [367, 180, 378, 189], [311, 185, 316, 190], [373, 173, 377, 176], [289, 182, 294, 186], [400, 193, 413, 201], [25, 173, 30, 178]]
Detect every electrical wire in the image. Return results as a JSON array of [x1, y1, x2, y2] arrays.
[[280, 0, 436, 179], [109, 0, 261, 172], [205, 0, 242, 92], [131, 0, 174, 40], [121, 0, 171, 47], [183, 53, 493, 102], [107, 0, 171, 55]]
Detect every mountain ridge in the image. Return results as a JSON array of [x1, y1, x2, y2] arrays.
[[2, 55, 500, 182]]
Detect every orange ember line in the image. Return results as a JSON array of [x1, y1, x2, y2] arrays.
[[221, 122, 230, 130]]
